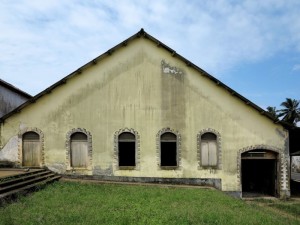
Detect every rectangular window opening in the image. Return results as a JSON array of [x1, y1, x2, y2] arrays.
[[118, 142, 136, 167], [161, 142, 177, 167]]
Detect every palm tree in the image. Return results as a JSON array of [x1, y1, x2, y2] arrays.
[[277, 98, 300, 126], [266, 106, 278, 119]]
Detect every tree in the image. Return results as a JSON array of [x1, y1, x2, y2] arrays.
[[277, 98, 300, 126], [266, 106, 278, 119]]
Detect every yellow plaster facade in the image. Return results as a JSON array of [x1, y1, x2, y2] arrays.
[[0, 31, 290, 198]]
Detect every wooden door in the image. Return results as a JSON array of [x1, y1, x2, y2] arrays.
[[22, 132, 40, 167], [71, 133, 88, 168]]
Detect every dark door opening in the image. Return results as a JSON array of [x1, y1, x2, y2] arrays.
[[242, 159, 277, 196]]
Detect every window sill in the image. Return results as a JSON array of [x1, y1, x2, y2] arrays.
[[67, 167, 90, 171], [199, 166, 219, 170], [118, 166, 136, 170], [160, 166, 179, 170]]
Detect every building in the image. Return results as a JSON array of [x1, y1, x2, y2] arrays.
[[0, 79, 31, 117], [0, 79, 31, 166], [0, 29, 290, 198]]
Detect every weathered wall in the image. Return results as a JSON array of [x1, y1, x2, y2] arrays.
[[292, 156, 300, 172], [0, 38, 289, 195]]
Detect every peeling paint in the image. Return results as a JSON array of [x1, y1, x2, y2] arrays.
[[276, 128, 287, 139], [0, 136, 18, 162], [47, 162, 66, 174], [292, 156, 300, 172], [161, 60, 184, 76], [93, 165, 113, 176]]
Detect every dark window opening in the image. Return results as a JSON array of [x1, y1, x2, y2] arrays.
[[71, 132, 87, 141], [160, 132, 177, 167], [118, 142, 136, 166], [118, 132, 136, 167], [23, 132, 39, 141]]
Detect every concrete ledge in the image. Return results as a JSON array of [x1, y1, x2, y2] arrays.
[[62, 174, 222, 190], [0, 161, 16, 168]]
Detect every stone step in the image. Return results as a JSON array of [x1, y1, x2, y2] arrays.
[[0, 170, 52, 188], [0, 175, 61, 199], [0, 173, 56, 194], [0, 169, 46, 182], [0, 169, 61, 204]]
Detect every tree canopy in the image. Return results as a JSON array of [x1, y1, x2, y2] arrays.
[[267, 98, 300, 126]]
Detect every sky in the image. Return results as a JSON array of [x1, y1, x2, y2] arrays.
[[0, 0, 299, 111]]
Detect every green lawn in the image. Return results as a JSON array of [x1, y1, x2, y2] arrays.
[[0, 181, 299, 225]]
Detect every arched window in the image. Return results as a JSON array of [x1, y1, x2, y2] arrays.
[[118, 132, 136, 167], [160, 132, 177, 167], [22, 131, 40, 167], [200, 133, 217, 167], [70, 132, 88, 168]]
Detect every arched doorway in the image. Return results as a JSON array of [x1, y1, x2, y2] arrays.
[[22, 131, 41, 167], [241, 150, 278, 197]]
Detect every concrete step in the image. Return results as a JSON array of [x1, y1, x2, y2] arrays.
[[0, 173, 56, 194], [0, 170, 52, 188], [0, 175, 61, 199], [0, 169, 46, 182], [0, 169, 61, 203]]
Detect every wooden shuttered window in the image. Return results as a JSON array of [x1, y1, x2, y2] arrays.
[[201, 133, 218, 167], [70, 132, 88, 168], [22, 132, 40, 167]]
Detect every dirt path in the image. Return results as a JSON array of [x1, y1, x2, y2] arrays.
[[245, 200, 300, 222]]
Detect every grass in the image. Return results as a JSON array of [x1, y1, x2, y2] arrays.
[[250, 198, 300, 218], [271, 202, 300, 217], [0, 181, 299, 225]]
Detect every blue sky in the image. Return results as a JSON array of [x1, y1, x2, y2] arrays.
[[0, 0, 299, 110]]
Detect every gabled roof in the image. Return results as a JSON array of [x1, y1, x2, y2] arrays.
[[0, 29, 283, 126], [0, 79, 32, 99]]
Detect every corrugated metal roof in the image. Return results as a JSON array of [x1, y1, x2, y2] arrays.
[[0, 79, 32, 99]]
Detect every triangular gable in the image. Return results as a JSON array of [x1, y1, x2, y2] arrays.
[[0, 29, 281, 125]]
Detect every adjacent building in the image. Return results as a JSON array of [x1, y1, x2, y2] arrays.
[[0, 79, 31, 117]]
